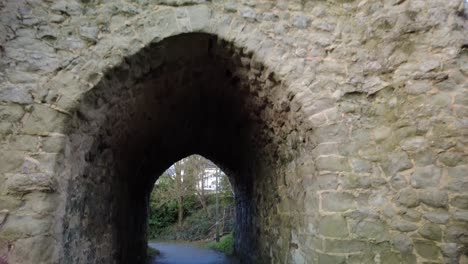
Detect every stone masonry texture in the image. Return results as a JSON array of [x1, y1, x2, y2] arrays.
[[0, 0, 467, 263]]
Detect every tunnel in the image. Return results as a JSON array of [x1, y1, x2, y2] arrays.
[[59, 33, 309, 263]]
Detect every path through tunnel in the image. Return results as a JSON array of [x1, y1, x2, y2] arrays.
[[60, 33, 309, 263]]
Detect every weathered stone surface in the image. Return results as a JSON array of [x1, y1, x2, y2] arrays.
[[445, 224, 468, 244], [413, 240, 441, 260], [422, 212, 450, 224], [410, 165, 442, 188], [419, 190, 448, 208], [315, 156, 350, 172], [405, 80, 431, 94], [314, 173, 338, 190], [418, 223, 442, 241], [392, 234, 413, 254], [1, 215, 51, 240], [382, 151, 413, 177], [0, 86, 33, 104], [5, 173, 56, 194], [318, 214, 348, 238], [318, 253, 346, 264], [349, 158, 372, 173], [0, 0, 466, 263], [390, 173, 407, 190], [400, 209, 421, 222], [354, 219, 388, 242], [21, 105, 67, 135], [396, 188, 419, 208], [9, 235, 55, 264], [391, 219, 419, 232], [453, 211, 468, 222], [321, 192, 356, 212], [441, 243, 461, 261], [323, 239, 368, 253], [292, 15, 310, 29], [450, 195, 468, 209], [399, 137, 428, 151], [340, 174, 371, 189]]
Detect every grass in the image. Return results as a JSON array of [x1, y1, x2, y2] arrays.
[[205, 232, 235, 256]]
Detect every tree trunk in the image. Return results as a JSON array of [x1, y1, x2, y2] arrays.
[[177, 195, 183, 227], [175, 162, 184, 227]]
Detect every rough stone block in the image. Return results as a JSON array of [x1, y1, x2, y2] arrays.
[[445, 224, 468, 244], [400, 208, 421, 222], [392, 234, 413, 254], [382, 151, 412, 177], [312, 142, 340, 156], [186, 5, 212, 31], [0, 150, 25, 173], [321, 192, 356, 212], [0, 215, 51, 240], [391, 219, 418, 232], [323, 239, 368, 253], [453, 211, 468, 222], [350, 158, 372, 173], [418, 223, 442, 241], [315, 156, 350, 172], [419, 190, 448, 208], [292, 15, 310, 29], [372, 126, 392, 142], [396, 188, 419, 208], [318, 214, 348, 238], [42, 135, 66, 153], [315, 173, 338, 190], [405, 80, 431, 94], [5, 173, 56, 194], [318, 253, 346, 264], [340, 174, 371, 189], [21, 104, 67, 135], [422, 212, 450, 224], [354, 219, 388, 242], [390, 173, 408, 190], [399, 136, 427, 151], [450, 195, 468, 209], [438, 152, 464, 167], [0, 86, 33, 104], [8, 135, 40, 152], [413, 240, 441, 260], [10, 234, 55, 264], [410, 165, 442, 188]]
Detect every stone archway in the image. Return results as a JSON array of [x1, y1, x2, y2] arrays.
[[0, 1, 466, 264], [59, 32, 309, 263]]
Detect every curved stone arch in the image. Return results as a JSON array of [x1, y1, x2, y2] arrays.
[[1, 5, 317, 263], [48, 6, 314, 263], [45, 5, 311, 115]]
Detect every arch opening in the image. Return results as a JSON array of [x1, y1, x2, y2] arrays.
[[59, 33, 309, 263], [147, 154, 235, 243]]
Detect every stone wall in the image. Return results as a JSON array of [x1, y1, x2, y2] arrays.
[[0, 0, 467, 263]]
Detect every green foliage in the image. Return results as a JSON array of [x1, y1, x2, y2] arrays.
[[147, 246, 160, 257], [147, 155, 235, 241], [205, 232, 235, 256], [148, 194, 199, 239]]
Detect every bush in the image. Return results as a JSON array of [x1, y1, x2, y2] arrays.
[[205, 232, 235, 256], [148, 194, 200, 239], [147, 246, 160, 257]]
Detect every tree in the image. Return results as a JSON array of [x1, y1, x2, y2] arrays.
[[184, 155, 212, 217]]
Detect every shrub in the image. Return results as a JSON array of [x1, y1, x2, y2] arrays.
[[147, 246, 160, 257], [205, 232, 235, 256]]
